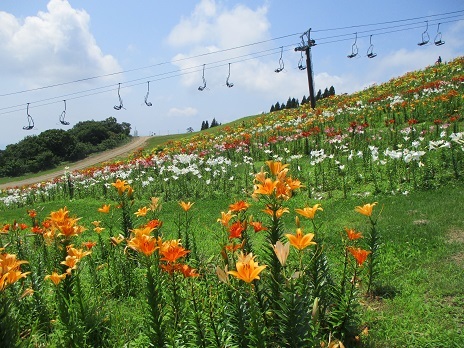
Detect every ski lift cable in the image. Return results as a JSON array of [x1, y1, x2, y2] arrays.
[[0, 45, 295, 113], [0, 48, 290, 116], [2, 9, 461, 98]]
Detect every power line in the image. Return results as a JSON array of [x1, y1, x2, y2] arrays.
[[1, 9, 462, 118], [1, 9, 462, 98], [0, 34, 299, 98], [0, 46, 297, 116], [311, 9, 464, 32]]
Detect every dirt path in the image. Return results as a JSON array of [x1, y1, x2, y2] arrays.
[[0, 136, 151, 190]]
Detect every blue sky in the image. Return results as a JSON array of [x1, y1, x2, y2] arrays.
[[0, 0, 463, 149]]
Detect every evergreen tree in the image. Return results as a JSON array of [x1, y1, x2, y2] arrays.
[[275, 102, 281, 110], [323, 87, 329, 99], [205, 120, 209, 129], [201, 121, 205, 130], [301, 95, 307, 104], [285, 97, 292, 109], [329, 85, 336, 96], [270, 104, 275, 112], [316, 89, 322, 101], [211, 118, 219, 127], [291, 98, 298, 108]]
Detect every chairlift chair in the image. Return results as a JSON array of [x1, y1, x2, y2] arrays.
[[23, 103, 34, 130], [418, 21, 430, 46], [145, 81, 153, 106], [114, 83, 125, 110], [367, 35, 377, 58], [226, 63, 234, 88], [298, 51, 306, 70], [59, 100, 70, 125], [434, 23, 445, 46], [275, 46, 285, 73], [198, 64, 207, 91], [347, 33, 358, 58]]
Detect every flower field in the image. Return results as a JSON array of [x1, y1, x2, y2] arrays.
[[0, 57, 463, 347]]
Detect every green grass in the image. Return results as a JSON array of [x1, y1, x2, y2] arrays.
[[2, 182, 462, 346]]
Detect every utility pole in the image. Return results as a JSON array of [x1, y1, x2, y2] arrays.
[[295, 29, 317, 109]]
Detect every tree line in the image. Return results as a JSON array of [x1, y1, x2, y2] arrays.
[[270, 86, 335, 112], [0, 117, 131, 177], [200, 118, 221, 131]]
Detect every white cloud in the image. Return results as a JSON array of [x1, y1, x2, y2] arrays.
[[168, 106, 198, 117], [0, 0, 120, 87], [167, 0, 275, 93]]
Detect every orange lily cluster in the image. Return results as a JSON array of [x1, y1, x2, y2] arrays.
[[126, 222, 198, 277], [253, 161, 304, 201], [159, 240, 198, 277], [0, 249, 30, 291], [59, 245, 92, 275], [48, 207, 87, 239]]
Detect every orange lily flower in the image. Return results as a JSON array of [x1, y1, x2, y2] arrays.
[[217, 211, 235, 226], [355, 202, 377, 217], [347, 247, 371, 266], [225, 239, 246, 252], [179, 201, 194, 212], [229, 200, 250, 212], [128, 234, 159, 256], [146, 219, 163, 229], [31, 226, 44, 235], [286, 177, 304, 190], [285, 228, 316, 250], [61, 256, 79, 274], [253, 178, 276, 196], [94, 226, 105, 234], [67, 246, 91, 259], [262, 206, 289, 219], [45, 272, 67, 285], [98, 204, 111, 213], [49, 207, 70, 223], [82, 241, 97, 250], [228, 221, 245, 239], [295, 204, 323, 219], [266, 161, 289, 176], [254, 168, 267, 184], [227, 252, 267, 283], [345, 227, 363, 240], [27, 209, 37, 218], [112, 179, 129, 195], [135, 206, 149, 217], [160, 240, 189, 263], [275, 180, 291, 200], [249, 221, 267, 233], [179, 264, 199, 278], [131, 226, 155, 237]]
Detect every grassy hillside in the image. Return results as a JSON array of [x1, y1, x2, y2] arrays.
[[0, 57, 463, 347]]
